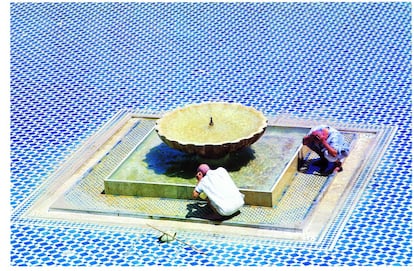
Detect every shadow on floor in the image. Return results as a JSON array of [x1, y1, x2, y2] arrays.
[[298, 157, 336, 176], [185, 202, 241, 222]]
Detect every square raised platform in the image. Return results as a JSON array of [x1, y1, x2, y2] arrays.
[[22, 110, 395, 246], [104, 125, 309, 207]]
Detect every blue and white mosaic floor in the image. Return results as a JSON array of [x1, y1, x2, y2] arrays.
[[10, 1, 412, 267]]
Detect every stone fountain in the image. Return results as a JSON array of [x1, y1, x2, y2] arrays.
[[102, 104, 341, 208], [155, 102, 268, 159]]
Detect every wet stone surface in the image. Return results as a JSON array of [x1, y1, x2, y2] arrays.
[[108, 126, 307, 191]]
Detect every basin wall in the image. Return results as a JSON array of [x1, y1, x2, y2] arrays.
[[105, 181, 194, 198]]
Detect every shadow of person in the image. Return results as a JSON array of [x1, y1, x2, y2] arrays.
[[185, 202, 241, 222], [298, 157, 335, 176]]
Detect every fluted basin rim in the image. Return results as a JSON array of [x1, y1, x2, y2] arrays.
[[155, 102, 268, 147]]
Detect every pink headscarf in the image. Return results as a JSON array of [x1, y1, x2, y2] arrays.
[[197, 164, 210, 175]]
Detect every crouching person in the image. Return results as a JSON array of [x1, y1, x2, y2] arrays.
[[302, 125, 350, 173], [193, 164, 244, 217]]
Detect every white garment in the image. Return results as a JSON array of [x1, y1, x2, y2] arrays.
[[195, 167, 245, 216]]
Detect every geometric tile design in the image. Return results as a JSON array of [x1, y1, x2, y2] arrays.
[[41, 115, 382, 236], [23, 113, 352, 231], [16, 112, 399, 261], [10, 2, 411, 266]]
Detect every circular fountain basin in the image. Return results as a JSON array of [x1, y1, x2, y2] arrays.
[[155, 102, 268, 158]]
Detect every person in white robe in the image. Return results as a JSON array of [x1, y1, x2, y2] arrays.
[[193, 164, 244, 217]]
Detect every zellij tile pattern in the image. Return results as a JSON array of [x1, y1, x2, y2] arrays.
[[10, 2, 411, 266]]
